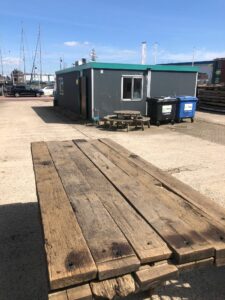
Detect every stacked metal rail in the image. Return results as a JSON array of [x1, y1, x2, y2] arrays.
[[198, 85, 225, 112]]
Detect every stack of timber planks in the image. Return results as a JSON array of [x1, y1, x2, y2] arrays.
[[31, 139, 225, 300], [198, 85, 225, 112]]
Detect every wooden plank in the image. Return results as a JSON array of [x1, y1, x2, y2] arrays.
[[47, 141, 140, 280], [75, 140, 214, 264], [134, 263, 178, 291], [90, 274, 136, 300], [31, 142, 97, 290], [67, 284, 93, 300], [157, 190, 225, 262], [49, 291, 68, 300], [90, 139, 161, 187], [99, 139, 225, 264], [177, 257, 214, 272], [92, 140, 225, 263], [216, 257, 225, 267], [99, 139, 225, 229], [52, 140, 171, 264]]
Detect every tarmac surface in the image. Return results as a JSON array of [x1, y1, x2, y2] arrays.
[[0, 96, 225, 300]]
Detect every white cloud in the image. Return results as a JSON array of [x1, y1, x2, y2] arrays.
[[64, 41, 80, 47], [64, 41, 91, 47], [96, 46, 137, 62], [3, 56, 20, 66], [157, 48, 225, 64]]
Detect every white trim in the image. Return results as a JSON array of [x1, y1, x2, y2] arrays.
[[121, 74, 143, 77], [121, 99, 143, 102], [91, 68, 94, 118], [146, 70, 152, 115], [121, 76, 124, 100], [121, 75, 144, 101], [147, 71, 151, 98], [194, 72, 198, 97]]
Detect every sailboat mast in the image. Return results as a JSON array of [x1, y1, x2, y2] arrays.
[[0, 48, 3, 76], [30, 26, 40, 83], [39, 25, 42, 83], [21, 24, 26, 82]]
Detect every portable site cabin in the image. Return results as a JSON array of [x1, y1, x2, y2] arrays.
[[55, 62, 198, 120]]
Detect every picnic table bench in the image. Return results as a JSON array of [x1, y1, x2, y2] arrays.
[[102, 111, 150, 131], [31, 139, 225, 299]]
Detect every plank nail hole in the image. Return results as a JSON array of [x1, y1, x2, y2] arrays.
[[147, 242, 151, 245], [102, 249, 106, 253], [220, 236, 224, 241], [184, 240, 189, 245], [221, 217, 225, 221], [41, 161, 51, 166], [129, 154, 138, 158], [68, 262, 75, 269]]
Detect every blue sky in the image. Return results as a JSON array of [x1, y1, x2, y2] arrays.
[[1, 0, 225, 75]]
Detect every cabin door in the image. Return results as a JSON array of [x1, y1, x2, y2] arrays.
[[79, 76, 87, 118]]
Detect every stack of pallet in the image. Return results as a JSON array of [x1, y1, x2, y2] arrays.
[[198, 85, 225, 112], [32, 139, 225, 300]]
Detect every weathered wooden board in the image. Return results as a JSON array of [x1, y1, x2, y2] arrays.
[[90, 274, 136, 300], [49, 284, 93, 300], [48, 291, 68, 300], [52, 140, 171, 264], [90, 140, 160, 184], [99, 139, 225, 228], [47, 141, 140, 280], [99, 138, 225, 263], [93, 140, 225, 262], [67, 284, 93, 300], [31, 142, 97, 290], [75, 139, 214, 264], [177, 257, 214, 272], [33, 139, 225, 299], [134, 263, 178, 291]]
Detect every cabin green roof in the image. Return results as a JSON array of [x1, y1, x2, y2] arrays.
[[56, 62, 198, 75]]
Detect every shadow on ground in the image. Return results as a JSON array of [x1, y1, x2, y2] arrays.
[[32, 106, 86, 125], [198, 108, 225, 116], [1, 202, 225, 300], [0, 202, 48, 300], [125, 266, 225, 300]]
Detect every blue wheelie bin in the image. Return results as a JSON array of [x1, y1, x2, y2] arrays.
[[176, 96, 198, 123]]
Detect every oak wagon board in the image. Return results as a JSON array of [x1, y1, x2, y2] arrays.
[[31, 139, 225, 299]]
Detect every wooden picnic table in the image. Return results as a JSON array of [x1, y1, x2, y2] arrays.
[[113, 110, 141, 118], [103, 111, 150, 131], [32, 139, 225, 299]]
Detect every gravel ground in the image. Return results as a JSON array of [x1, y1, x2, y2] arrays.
[[0, 97, 225, 300]]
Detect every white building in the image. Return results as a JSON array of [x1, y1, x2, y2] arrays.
[[25, 73, 55, 83]]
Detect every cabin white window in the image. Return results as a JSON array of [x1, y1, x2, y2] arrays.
[[58, 77, 64, 95], [121, 76, 143, 100]]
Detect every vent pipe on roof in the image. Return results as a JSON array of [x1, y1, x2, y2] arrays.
[[153, 42, 158, 65], [141, 41, 147, 65]]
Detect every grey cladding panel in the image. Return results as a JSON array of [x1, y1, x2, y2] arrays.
[[150, 71, 196, 97], [94, 69, 147, 117]]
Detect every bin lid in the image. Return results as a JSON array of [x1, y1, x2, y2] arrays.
[[147, 97, 177, 103], [177, 96, 198, 101]]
